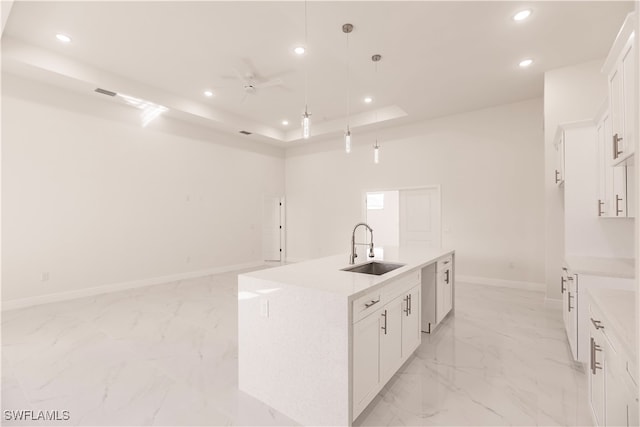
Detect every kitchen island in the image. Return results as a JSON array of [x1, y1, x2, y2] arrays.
[[238, 246, 455, 426]]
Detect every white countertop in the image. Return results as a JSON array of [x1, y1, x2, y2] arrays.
[[240, 246, 453, 300], [589, 288, 636, 362], [565, 256, 635, 279]]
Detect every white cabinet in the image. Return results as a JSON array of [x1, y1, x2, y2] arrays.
[[596, 107, 629, 217], [353, 308, 381, 413], [379, 296, 403, 384], [561, 268, 578, 360], [401, 284, 421, 358], [554, 130, 566, 185], [352, 269, 425, 420], [588, 295, 638, 427], [603, 13, 636, 166], [422, 254, 454, 333]]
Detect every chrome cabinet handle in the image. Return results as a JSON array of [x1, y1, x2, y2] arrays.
[[364, 299, 380, 308], [408, 294, 412, 315], [381, 309, 387, 335], [590, 318, 604, 330], [613, 133, 623, 159], [445, 270, 450, 284], [403, 294, 413, 317], [590, 337, 603, 375], [561, 276, 566, 294], [598, 199, 604, 217], [555, 169, 560, 184], [616, 195, 623, 216]]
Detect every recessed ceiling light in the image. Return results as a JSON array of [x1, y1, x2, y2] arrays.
[[513, 9, 532, 21], [294, 46, 306, 55], [204, 90, 214, 97], [282, 120, 289, 126], [55, 33, 72, 43], [364, 97, 373, 103], [519, 58, 534, 68]]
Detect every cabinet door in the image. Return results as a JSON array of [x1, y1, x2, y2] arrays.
[[566, 275, 578, 360], [604, 338, 628, 427], [443, 268, 453, 314], [589, 333, 605, 426], [613, 166, 627, 217], [610, 67, 623, 163], [597, 117, 608, 216], [380, 297, 403, 384], [555, 132, 565, 184], [353, 311, 381, 414], [401, 285, 421, 358], [620, 41, 634, 159]]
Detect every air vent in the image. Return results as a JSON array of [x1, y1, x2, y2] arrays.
[[95, 88, 117, 97], [239, 130, 252, 135]]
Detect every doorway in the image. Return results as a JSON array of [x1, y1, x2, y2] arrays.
[[364, 186, 441, 249]]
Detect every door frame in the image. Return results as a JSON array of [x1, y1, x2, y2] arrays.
[[361, 185, 442, 248], [262, 195, 286, 262]]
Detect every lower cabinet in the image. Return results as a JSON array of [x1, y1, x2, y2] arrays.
[[422, 254, 454, 332], [352, 309, 381, 413], [589, 299, 638, 427], [561, 267, 579, 360], [352, 276, 423, 420], [380, 296, 403, 383], [401, 284, 421, 359]]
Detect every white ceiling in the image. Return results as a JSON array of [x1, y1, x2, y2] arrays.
[[2, 1, 634, 146]]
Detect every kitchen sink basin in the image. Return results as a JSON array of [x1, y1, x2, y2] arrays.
[[341, 261, 406, 276]]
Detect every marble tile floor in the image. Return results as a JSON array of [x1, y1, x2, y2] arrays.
[[1, 267, 592, 426]]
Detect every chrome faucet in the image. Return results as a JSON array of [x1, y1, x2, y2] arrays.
[[350, 222, 375, 264]]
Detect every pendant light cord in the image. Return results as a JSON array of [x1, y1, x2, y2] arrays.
[[304, 0, 309, 110], [346, 31, 350, 130]]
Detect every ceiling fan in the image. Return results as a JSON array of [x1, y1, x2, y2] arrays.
[[232, 69, 284, 95]]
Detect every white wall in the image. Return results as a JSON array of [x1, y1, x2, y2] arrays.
[[365, 191, 399, 247], [285, 98, 545, 286], [544, 60, 635, 299], [2, 74, 285, 303]]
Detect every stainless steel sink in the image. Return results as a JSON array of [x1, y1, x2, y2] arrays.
[[341, 261, 405, 276]]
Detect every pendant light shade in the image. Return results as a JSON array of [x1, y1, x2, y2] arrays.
[[343, 23, 354, 154], [300, 1, 311, 140], [302, 108, 311, 139], [372, 54, 382, 164], [374, 140, 380, 164]]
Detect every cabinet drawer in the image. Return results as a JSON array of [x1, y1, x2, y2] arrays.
[[437, 255, 453, 272], [382, 270, 421, 303], [353, 290, 383, 323]]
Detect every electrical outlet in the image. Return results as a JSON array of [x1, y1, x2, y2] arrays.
[[508, 262, 515, 269], [41, 272, 50, 282]]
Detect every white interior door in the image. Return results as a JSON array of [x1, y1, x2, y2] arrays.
[[263, 197, 282, 261], [399, 188, 441, 249]]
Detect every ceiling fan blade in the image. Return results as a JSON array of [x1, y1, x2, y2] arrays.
[[232, 67, 247, 83], [254, 78, 284, 89]]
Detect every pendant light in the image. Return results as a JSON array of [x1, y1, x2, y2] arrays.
[[301, 1, 311, 139], [371, 54, 382, 163], [343, 23, 354, 153]]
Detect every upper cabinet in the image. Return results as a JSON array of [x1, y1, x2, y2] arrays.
[[603, 13, 636, 167], [595, 105, 630, 217]]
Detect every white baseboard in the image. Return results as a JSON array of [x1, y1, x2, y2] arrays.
[[2, 261, 264, 311], [456, 275, 546, 292]]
